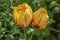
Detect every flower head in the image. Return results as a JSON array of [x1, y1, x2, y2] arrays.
[[13, 3, 33, 28], [32, 8, 49, 30]]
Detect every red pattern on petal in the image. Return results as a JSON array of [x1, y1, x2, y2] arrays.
[[34, 24, 40, 29], [30, 19, 33, 24]]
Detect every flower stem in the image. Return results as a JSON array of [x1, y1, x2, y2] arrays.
[[29, 32, 33, 40], [24, 28, 26, 40]]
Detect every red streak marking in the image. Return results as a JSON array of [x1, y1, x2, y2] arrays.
[[21, 24, 24, 27], [30, 17, 34, 24], [30, 19, 33, 24], [34, 24, 40, 29]]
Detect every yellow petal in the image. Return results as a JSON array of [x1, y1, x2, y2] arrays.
[[13, 7, 17, 22], [32, 11, 43, 25], [38, 14, 49, 30]]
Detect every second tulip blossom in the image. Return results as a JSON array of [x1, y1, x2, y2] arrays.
[[32, 8, 49, 30], [13, 3, 33, 28]]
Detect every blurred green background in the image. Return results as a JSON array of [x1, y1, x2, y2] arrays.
[[0, 0, 60, 40]]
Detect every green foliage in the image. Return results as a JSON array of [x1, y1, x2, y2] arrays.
[[0, 0, 60, 40]]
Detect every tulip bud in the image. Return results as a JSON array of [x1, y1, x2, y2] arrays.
[[13, 3, 33, 28], [32, 8, 49, 30]]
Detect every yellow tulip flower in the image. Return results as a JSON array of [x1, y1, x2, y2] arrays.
[[32, 8, 49, 30], [13, 3, 33, 28]]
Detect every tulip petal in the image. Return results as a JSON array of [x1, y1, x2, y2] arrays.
[[13, 7, 18, 23], [38, 14, 49, 30]]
